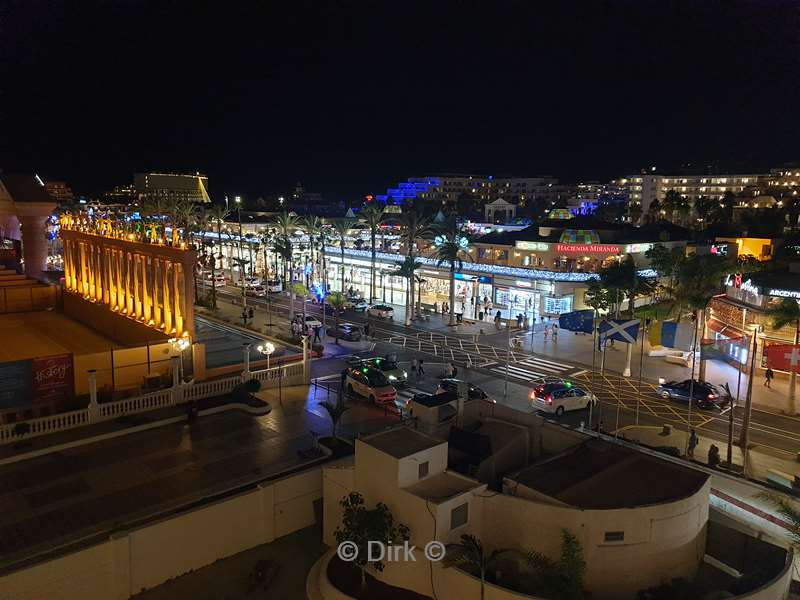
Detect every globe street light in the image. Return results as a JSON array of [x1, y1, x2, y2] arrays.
[[257, 341, 275, 370], [169, 336, 191, 382]]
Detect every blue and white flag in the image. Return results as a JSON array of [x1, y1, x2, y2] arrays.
[[599, 319, 640, 346], [559, 310, 594, 333]]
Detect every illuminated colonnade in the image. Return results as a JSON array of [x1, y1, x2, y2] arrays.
[[61, 229, 196, 339]]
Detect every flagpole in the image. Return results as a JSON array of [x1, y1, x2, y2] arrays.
[[589, 311, 597, 431], [685, 311, 699, 454], [739, 330, 759, 476], [728, 307, 746, 467], [636, 318, 645, 425]]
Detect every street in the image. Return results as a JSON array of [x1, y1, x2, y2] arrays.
[[205, 283, 800, 460]]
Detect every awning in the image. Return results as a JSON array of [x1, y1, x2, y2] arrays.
[[706, 319, 745, 339]]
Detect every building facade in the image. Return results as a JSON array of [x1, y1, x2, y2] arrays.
[[134, 172, 211, 205]]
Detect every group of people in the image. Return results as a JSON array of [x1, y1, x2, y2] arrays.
[[290, 315, 323, 343]]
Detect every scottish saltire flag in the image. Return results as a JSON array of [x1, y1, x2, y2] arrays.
[[648, 320, 695, 351], [559, 310, 594, 333], [599, 319, 640, 345]]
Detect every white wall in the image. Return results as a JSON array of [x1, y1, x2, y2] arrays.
[[0, 467, 323, 600]]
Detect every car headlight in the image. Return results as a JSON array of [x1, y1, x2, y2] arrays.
[[403, 371, 408, 378], [388, 375, 396, 380]]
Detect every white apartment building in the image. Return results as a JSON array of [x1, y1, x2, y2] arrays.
[[624, 173, 767, 214]]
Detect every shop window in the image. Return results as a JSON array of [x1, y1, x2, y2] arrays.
[[451, 503, 469, 530], [604, 531, 625, 542]]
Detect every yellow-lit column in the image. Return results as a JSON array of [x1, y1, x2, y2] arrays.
[[142, 254, 152, 325], [80, 241, 89, 297], [87, 243, 96, 299], [116, 249, 125, 310], [62, 238, 72, 290], [104, 247, 112, 305], [173, 261, 183, 336], [107, 248, 115, 306], [162, 260, 173, 333], [133, 253, 142, 319], [152, 257, 162, 328], [94, 242, 104, 302], [125, 251, 134, 315]]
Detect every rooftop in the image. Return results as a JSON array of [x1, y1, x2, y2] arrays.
[[404, 471, 483, 503], [361, 427, 444, 459], [509, 439, 708, 509], [0, 173, 54, 204]]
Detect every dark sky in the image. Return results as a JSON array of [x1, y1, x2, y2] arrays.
[[1, 1, 799, 202]]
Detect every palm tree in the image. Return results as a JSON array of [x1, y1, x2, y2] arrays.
[[273, 211, 300, 286], [329, 218, 353, 294], [208, 203, 230, 307], [443, 535, 529, 600], [759, 493, 800, 549], [693, 195, 716, 230], [359, 204, 384, 302], [327, 291, 347, 345], [431, 216, 471, 326], [663, 190, 690, 225], [319, 399, 349, 442], [273, 236, 293, 287], [302, 216, 323, 285], [765, 298, 800, 413], [398, 210, 431, 325], [394, 256, 422, 325]]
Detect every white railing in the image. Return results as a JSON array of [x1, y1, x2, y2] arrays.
[[98, 388, 174, 419], [0, 359, 307, 446], [0, 408, 91, 444]]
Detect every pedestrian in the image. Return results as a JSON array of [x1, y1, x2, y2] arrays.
[[418, 359, 425, 376], [313, 325, 321, 343], [411, 357, 418, 377], [494, 310, 502, 330], [433, 301, 439, 314], [364, 322, 371, 339], [707, 444, 720, 469], [516, 313, 523, 328], [543, 324, 549, 341], [340, 368, 348, 395], [552, 323, 558, 341], [764, 367, 774, 388], [687, 428, 698, 458]]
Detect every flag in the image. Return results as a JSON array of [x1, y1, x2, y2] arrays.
[[559, 309, 594, 333], [648, 320, 695, 351], [764, 344, 800, 374], [599, 319, 640, 345]]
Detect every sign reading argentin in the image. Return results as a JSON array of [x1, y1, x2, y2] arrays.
[[555, 243, 620, 254]]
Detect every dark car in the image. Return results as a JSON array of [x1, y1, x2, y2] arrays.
[[327, 322, 363, 341], [435, 379, 495, 403], [347, 356, 407, 386], [656, 379, 729, 409]]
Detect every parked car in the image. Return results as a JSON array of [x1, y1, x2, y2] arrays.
[[266, 280, 283, 293], [349, 298, 369, 312], [345, 366, 397, 405], [368, 304, 394, 319], [206, 272, 227, 285], [327, 323, 363, 341], [348, 357, 407, 386], [656, 379, 728, 409], [295, 314, 322, 328], [436, 379, 495, 403], [530, 382, 597, 416], [245, 285, 267, 297], [243, 277, 262, 288]]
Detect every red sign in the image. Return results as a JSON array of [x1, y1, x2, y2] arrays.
[[764, 344, 800, 374], [555, 244, 620, 254], [31, 353, 74, 405]]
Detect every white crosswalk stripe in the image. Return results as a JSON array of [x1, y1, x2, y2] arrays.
[[517, 356, 570, 372], [491, 364, 548, 380], [489, 355, 572, 382]]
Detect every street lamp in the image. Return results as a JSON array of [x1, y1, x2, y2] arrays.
[[235, 196, 247, 314], [257, 342, 276, 370], [169, 336, 191, 382]]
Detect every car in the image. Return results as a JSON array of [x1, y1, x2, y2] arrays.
[[368, 304, 394, 319], [266, 280, 283, 293], [656, 379, 728, 409], [243, 277, 262, 288], [245, 285, 267, 297], [327, 323, 363, 341], [206, 272, 227, 284], [295, 314, 323, 328], [436, 379, 496, 403], [530, 382, 597, 416], [349, 298, 369, 312], [348, 357, 408, 386], [345, 366, 397, 405]]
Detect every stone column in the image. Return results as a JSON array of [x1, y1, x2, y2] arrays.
[[173, 262, 183, 336], [162, 260, 172, 333], [181, 258, 196, 339], [18, 215, 49, 281], [80, 241, 89, 296], [141, 254, 151, 324], [242, 343, 251, 380], [152, 257, 162, 328]]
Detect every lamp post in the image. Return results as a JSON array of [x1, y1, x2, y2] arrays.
[[169, 336, 191, 383], [257, 342, 275, 370]]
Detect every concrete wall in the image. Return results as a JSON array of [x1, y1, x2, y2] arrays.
[[0, 466, 323, 600], [484, 478, 711, 600], [0, 284, 57, 313]]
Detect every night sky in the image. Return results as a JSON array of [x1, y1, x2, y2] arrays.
[[1, 1, 798, 201]]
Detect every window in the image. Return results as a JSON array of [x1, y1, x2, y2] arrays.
[[604, 531, 625, 542], [418, 461, 429, 479], [451, 503, 469, 530]]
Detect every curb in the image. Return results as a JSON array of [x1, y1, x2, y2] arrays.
[[711, 487, 792, 532]]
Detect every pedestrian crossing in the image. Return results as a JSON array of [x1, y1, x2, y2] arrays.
[[490, 355, 572, 382]]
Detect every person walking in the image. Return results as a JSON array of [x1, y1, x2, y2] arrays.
[[494, 310, 502, 330], [764, 367, 774, 388], [543, 324, 549, 341], [418, 359, 425, 376], [411, 357, 418, 377], [552, 323, 558, 341], [707, 444, 720, 469], [364, 322, 371, 340], [687, 428, 698, 458], [313, 325, 321, 344]]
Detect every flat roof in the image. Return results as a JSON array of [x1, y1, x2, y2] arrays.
[[405, 471, 482, 503], [361, 427, 444, 459], [510, 439, 707, 509]]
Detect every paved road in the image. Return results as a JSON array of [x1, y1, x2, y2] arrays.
[[211, 286, 800, 458]]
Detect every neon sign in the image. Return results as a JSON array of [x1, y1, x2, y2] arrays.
[[769, 288, 800, 299], [555, 244, 620, 254]]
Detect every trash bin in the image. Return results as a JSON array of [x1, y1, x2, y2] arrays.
[[478, 311, 483, 321]]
